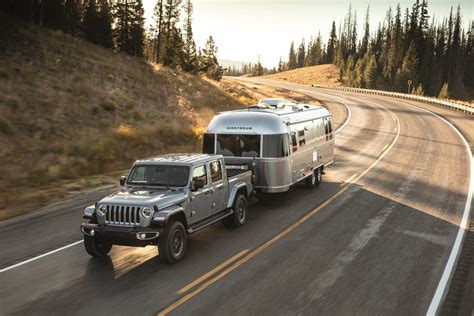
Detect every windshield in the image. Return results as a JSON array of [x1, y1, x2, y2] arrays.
[[128, 165, 190, 187]]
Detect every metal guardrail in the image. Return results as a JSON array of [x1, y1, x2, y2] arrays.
[[311, 85, 474, 117]]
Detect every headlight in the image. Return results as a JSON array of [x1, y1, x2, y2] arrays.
[[97, 204, 107, 216], [141, 207, 152, 218]]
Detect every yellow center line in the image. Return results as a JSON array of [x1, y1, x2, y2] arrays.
[[344, 173, 359, 184], [176, 249, 250, 295], [158, 101, 401, 316]]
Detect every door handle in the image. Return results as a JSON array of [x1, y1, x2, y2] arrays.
[[204, 190, 211, 195]]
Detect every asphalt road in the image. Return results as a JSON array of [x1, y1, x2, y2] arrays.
[[0, 79, 472, 316]]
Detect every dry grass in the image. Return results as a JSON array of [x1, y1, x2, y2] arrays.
[[0, 14, 245, 220], [261, 64, 341, 86], [219, 78, 321, 106]]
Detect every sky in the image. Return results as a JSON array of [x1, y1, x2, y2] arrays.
[[143, 0, 473, 68]]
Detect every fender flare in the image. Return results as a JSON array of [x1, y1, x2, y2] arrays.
[[153, 205, 187, 227], [227, 183, 247, 209]]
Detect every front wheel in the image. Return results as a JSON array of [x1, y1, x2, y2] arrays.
[[84, 235, 112, 257], [158, 221, 187, 264], [223, 194, 248, 228]]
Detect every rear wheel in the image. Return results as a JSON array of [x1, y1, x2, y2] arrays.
[[223, 194, 248, 228], [84, 235, 112, 257], [305, 167, 322, 189], [158, 221, 187, 264]]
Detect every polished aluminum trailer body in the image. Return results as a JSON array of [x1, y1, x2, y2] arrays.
[[203, 99, 334, 193]]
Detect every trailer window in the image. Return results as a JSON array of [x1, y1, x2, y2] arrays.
[[263, 134, 290, 158], [203, 133, 215, 154], [291, 132, 298, 152], [324, 118, 332, 141], [298, 130, 306, 146], [328, 119, 333, 139], [216, 134, 260, 157]]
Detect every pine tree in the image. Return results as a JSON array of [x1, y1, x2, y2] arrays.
[[152, 0, 165, 63], [412, 83, 424, 95], [438, 82, 450, 99], [395, 41, 419, 92], [448, 5, 466, 99], [288, 41, 297, 69], [326, 21, 337, 63], [201, 36, 223, 80], [297, 39, 306, 68], [113, 0, 130, 53], [182, 0, 198, 72], [360, 6, 370, 57], [84, 0, 99, 44], [97, 0, 114, 48], [278, 57, 283, 72], [354, 53, 369, 87], [350, 10, 358, 55], [62, 0, 82, 36], [386, 4, 402, 82], [162, 0, 183, 67], [254, 56, 264, 76], [164, 26, 184, 67], [305, 38, 314, 67], [113, 0, 145, 56], [129, 0, 145, 56], [365, 54, 378, 88]]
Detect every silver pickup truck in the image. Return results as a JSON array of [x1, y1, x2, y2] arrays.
[[81, 154, 253, 263]]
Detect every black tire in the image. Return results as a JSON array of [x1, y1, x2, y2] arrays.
[[158, 221, 187, 264], [222, 194, 248, 228], [305, 167, 322, 189], [84, 235, 112, 257]]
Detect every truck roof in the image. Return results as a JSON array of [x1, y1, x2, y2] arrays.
[[135, 153, 222, 166]]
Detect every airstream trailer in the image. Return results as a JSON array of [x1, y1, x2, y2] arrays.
[[202, 99, 334, 193]]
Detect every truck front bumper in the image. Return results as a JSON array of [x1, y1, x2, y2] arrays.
[[80, 223, 163, 247]]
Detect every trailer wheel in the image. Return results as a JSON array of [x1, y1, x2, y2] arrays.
[[306, 167, 322, 189], [84, 235, 112, 257], [223, 194, 247, 228], [158, 221, 187, 264]]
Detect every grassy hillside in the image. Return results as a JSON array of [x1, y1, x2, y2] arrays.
[[0, 14, 244, 220], [262, 64, 341, 86]]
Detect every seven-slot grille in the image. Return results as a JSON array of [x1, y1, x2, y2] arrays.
[[105, 205, 141, 226]]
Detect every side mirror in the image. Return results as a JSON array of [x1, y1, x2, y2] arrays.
[[192, 178, 205, 191], [120, 176, 127, 186]]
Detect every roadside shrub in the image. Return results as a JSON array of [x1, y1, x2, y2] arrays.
[[132, 111, 142, 121], [3, 97, 20, 110], [0, 118, 14, 135], [91, 105, 100, 115], [126, 100, 138, 110], [100, 101, 116, 112]]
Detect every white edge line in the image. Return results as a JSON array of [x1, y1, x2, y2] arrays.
[[0, 84, 355, 275], [0, 83, 354, 275], [334, 97, 351, 134], [421, 109, 473, 315], [0, 240, 83, 273], [316, 88, 473, 314]]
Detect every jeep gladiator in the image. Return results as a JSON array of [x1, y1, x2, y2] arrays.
[[81, 154, 253, 263]]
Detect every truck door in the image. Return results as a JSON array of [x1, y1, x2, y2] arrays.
[[209, 159, 227, 214], [190, 164, 213, 223]]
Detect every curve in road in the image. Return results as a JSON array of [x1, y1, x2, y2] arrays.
[[0, 80, 472, 316]]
